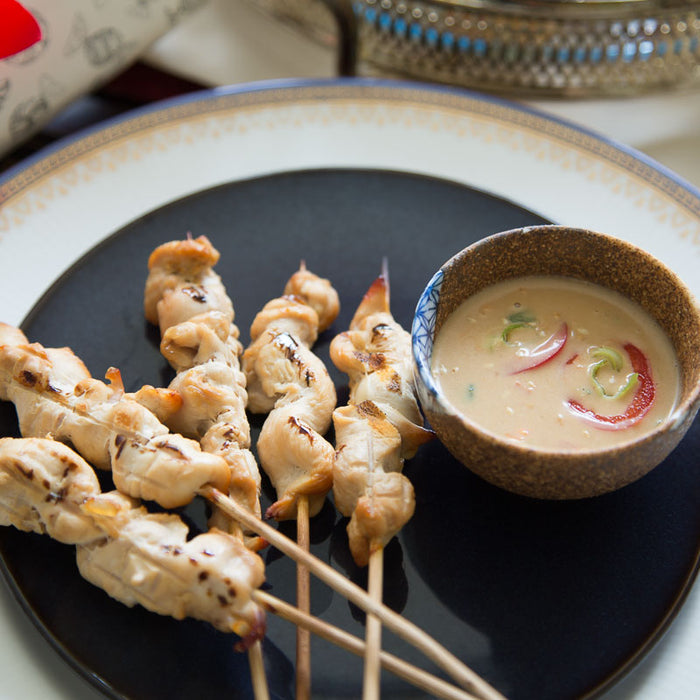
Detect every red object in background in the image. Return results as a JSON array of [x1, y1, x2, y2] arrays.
[[0, 0, 41, 59]]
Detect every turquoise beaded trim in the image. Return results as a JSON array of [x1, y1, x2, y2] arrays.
[[354, 0, 700, 94]]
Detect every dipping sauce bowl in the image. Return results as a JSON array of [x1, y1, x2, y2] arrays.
[[412, 225, 700, 499]]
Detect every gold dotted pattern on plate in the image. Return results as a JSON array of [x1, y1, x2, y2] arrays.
[[0, 85, 698, 247]]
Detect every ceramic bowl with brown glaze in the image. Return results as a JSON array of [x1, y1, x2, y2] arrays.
[[412, 225, 700, 499]]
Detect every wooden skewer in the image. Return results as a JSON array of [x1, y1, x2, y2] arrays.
[[362, 433, 382, 700], [363, 543, 384, 700], [254, 590, 479, 700], [296, 494, 312, 700], [206, 483, 270, 697], [247, 640, 270, 700], [201, 486, 505, 700]]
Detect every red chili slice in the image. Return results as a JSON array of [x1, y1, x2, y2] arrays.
[[566, 343, 656, 430], [510, 322, 568, 374]]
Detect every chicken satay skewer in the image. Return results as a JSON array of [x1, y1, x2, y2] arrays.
[[359, 270, 396, 700], [143, 235, 264, 548], [144, 235, 269, 697], [0, 436, 477, 700], [329, 264, 436, 700], [241, 262, 340, 700], [0, 437, 267, 649], [361, 266, 391, 700], [0, 328, 502, 699]]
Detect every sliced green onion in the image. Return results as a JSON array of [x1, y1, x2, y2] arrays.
[[590, 350, 640, 399], [616, 372, 639, 399], [502, 322, 532, 345], [590, 346, 623, 371], [507, 310, 536, 324]]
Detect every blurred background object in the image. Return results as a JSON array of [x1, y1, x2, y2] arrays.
[[0, 0, 42, 60], [244, 0, 700, 96], [0, 0, 210, 158]]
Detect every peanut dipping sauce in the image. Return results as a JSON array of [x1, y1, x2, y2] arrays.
[[431, 276, 680, 450]]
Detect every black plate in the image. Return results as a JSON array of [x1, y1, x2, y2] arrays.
[[1, 169, 699, 700]]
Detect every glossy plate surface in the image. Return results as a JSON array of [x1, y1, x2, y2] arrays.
[[1, 79, 699, 700]]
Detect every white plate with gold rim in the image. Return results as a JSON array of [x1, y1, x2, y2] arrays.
[[1, 78, 699, 700]]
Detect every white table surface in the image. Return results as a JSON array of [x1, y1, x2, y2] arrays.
[[1, 0, 699, 698]]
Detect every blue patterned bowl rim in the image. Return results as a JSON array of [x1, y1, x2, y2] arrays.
[[411, 267, 444, 401]]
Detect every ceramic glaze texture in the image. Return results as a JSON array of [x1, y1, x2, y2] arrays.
[[413, 225, 700, 499]]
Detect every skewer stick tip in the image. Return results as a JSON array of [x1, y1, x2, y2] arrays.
[[363, 545, 384, 700], [379, 257, 390, 304], [379, 256, 389, 284], [247, 641, 271, 700], [296, 494, 312, 700]]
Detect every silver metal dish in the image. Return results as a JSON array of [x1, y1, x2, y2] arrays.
[[248, 0, 700, 95]]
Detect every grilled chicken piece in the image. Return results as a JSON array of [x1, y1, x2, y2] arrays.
[[0, 325, 230, 508], [242, 265, 340, 520], [78, 493, 266, 648], [330, 272, 433, 566], [283, 265, 340, 338], [0, 324, 90, 401], [144, 237, 262, 545], [144, 236, 234, 335], [0, 436, 103, 544]]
